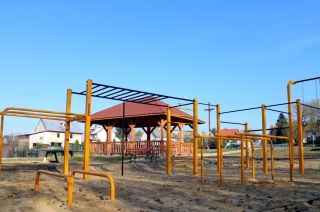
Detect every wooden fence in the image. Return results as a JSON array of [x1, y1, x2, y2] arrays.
[[90, 140, 193, 156]]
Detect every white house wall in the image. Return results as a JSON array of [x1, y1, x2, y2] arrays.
[[29, 132, 82, 149]]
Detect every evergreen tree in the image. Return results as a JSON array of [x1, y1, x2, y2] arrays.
[[275, 113, 289, 144]]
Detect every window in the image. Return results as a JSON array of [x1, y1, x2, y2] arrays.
[[51, 142, 55, 146], [70, 134, 73, 139], [33, 143, 37, 147], [57, 133, 60, 138]]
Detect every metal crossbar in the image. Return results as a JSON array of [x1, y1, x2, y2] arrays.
[[73, 81, 215, 107]]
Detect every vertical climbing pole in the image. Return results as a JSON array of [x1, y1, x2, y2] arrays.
[[216, 104, 221, 172], [261, 104, 268, 174], [193, 99, 198, 176], [245, 122, 249, 169], [166, 105, 171, 176], [0, 113, 4, 174], [64, 89, 72, 175], [296, 99, 304, 175], [83, 79, 92, 180], [287, 80, 295, 181]]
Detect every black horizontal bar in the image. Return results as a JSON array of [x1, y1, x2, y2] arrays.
[[92, 82, 194, 102], [95, 88, 117, 96], [294, 77, 320, 84], [122, 93, 150, 101], [91, 87, 108, 95], [110, 91, 133, 99], [198, 102, 217, 107], [265, 102, 293, 108], [117, 91, 140, 100], [247, 127, 289, 132], [141, 96, 167, 104], [302, 103, 320, 110], [221, 121, 246, 126], [266, 108, 290, 114], [220, 106, 262, 115], [103, 89, 126, 98], [170, 102, 194, 108]]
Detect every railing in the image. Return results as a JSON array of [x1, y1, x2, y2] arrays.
[[35, 169, 115, 206], [90, 140, 193, 156]]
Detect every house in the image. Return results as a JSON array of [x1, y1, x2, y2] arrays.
[[16, 119, 83, 149], [90, 125, 119, 142]]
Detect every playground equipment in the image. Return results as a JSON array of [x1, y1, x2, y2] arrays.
[[287, 77, 320, 179], [0, 106, 85, 175], [35, 169, 115, 206]]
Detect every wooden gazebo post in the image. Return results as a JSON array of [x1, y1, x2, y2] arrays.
[[158, 119, 167, 155]]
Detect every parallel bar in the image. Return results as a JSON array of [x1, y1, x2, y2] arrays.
[[247, 127, 289, 132], [2, 107, 85, 116], [220, 121, 246, 126], [220, 106, 261, 115], [170, 102, 194, 108], [4, 113, 69, 121], [294, 76, 320, 84], [198, 102, 217, 107], [266, 108, 290, 114], [301, 103, 320, 110], [265, 102, 292, 108]]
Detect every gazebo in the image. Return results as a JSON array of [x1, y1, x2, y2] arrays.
[[89, 99, 204, 155]]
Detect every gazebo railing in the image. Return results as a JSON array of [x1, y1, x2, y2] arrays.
[[89, 141, 193, 156]]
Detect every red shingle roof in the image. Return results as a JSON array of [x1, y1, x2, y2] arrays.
[[91, 99, 204, 124], [220, 129, 240, 136]]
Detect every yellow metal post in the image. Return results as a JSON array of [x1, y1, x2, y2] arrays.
[[296, 99, 304, 175], [83, 80, 92, 180], [240, 134, 245, 185], [0, 113, 4, 174], [64, 89, 72, 175], [262, 104, 268, 174], [287, 80, 295, 181], [219, 136, 224, 184], [200, 137, 204, 183], [216, 104, 221, 172], [245, 122, 249, 169], [250, 140, 255, 180], [193, 99, 198, 176], [166, 105, 171, 176]]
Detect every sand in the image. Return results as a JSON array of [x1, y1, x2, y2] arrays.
[[1, 154, 320, 212]]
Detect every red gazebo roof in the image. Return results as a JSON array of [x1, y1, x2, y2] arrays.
[[90, 99, 204, 127]]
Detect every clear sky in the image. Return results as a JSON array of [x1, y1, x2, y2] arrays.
[[0, 1, 320, 135]]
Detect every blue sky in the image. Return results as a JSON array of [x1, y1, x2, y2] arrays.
[[0, 1, 320, 135]]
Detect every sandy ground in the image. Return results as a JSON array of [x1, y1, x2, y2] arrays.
[[1, 153, 320, 212]]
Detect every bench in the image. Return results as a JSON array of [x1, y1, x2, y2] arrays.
[[126, 147, 159, 162]]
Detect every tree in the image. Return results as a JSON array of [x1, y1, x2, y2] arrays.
[[135, 130, 143, 141], [274, 113, 289, 144], [115, 127, 124, 140], [75, 139, 80, 150]]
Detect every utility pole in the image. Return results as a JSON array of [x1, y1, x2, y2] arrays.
[[204, 102, 215, 135]]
